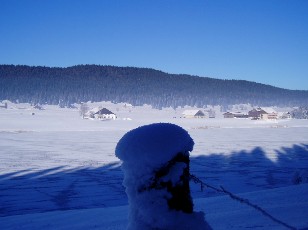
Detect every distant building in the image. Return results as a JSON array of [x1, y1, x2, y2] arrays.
[[85, 107, 117, 120], [223, 112, 234, 118], [0, 102, 8, 109], [248, 108, 267, 119], [182, 110, 206, 118], [278, 112, 292, 119], [233, 112, 248, 118], [223, 111, 248, 118], [248, 107, 278, 120]]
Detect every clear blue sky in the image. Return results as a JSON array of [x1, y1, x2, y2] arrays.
[[1, 0, 307, 90]]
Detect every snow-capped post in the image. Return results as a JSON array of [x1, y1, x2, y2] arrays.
[[115, 123, 211, 230]]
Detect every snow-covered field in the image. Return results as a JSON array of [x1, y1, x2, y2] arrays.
[[1, 102, 308, 229]]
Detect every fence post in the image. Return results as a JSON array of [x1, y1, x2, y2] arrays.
[[116, 123, 211, 230]]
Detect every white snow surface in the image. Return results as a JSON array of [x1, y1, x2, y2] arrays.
[[0, 102, 308, 229], [1, 184, 307, 229]]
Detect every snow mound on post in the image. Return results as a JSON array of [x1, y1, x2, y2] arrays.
[[115, 123, 211, 230], [115, 123, 194, 169]]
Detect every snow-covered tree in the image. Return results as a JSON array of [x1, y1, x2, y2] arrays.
[[291, 107, 308, 119], [79, 103, 89, 119]]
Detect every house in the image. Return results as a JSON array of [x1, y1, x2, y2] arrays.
[[182, 110, 206, 118], [223, 111, 248, 118], [248, 107, 278, 120], [0, 102, 8, 109], [278, 112, 292, 119], [260, 107, 278, 120], [223, 112, 235, 118], [248, 108, 267, 119], [233, 112, 249, 118], [85, 107, 117, 120]]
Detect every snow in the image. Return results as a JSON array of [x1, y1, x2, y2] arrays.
[[115, 123, 194, 169], [182, 110, 201, 116], [261, 107, 277, 114], [0, 102, 308, 229], [161, 162, 187, 186], [115, 123, 209, 230], [1, 184, 307, 229]]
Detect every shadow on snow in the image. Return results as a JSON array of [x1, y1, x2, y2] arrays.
[[190, 143, 308, 198], [0, 163, 125, 217], [1, 144, 308, 217]]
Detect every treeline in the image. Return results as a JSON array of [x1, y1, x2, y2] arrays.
[[0, 64, 307, 108], [291, 107, 308, 119]]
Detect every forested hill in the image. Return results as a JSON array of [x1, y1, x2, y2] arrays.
[[1, 64, 307, 108]]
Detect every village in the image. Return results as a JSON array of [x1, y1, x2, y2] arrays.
[[182, 107, 292, 120], [81, 104, 293, 121], [0, 100, 295, 122]]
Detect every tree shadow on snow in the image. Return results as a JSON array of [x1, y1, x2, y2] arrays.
[[0, 162, 125, 217], [1, 144, 308, 217], [190, 143, 308, 198]]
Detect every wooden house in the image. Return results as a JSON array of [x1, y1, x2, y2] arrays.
[[248, 107, 278, 120]]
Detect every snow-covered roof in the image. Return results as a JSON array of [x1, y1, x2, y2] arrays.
[[86, 107, 100, 115], [182, 110, 202, 116], [278, 111, 291, 116], [86, 107, 114, 115], [261, 107, 277, 114], [233, 111, 247, 115], [224, 111, 246, 115], [123, 103, 133, 107]]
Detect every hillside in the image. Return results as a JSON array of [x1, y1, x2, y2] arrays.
[[1, 65, 308, 108]]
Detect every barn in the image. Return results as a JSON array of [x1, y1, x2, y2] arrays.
[[182, 110, 206, 118], [85, 107, 117, 120]]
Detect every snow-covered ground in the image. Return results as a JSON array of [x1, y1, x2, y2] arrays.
[[1, 102, 308, 229], [1, 184, 307, 229]]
